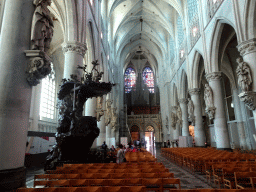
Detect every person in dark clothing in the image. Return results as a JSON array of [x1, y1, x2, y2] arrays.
[[101, 141, 108, 161], [102, 141, 108, 150], [167, 140, 170, 148]]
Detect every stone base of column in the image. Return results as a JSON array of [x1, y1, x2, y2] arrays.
[[0, 166, 26, 191]]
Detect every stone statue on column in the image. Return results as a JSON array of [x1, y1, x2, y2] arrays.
[[236, 57, 252, 92], [95, 96, 104, 122], [170, 112, 177, 129], [31, 0, 54, 52], [204, 84, 216, 120], [165, 116, 168, 130], [111, 107, 117, 131], [105, 99, 113, 126], [188, 98, 195, 125], [24, 0, 54, 86], [177, 104, 182, 127]]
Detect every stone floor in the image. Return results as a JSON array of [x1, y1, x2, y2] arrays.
[[155, 149, 213, 189], [25, 148, 214, 189]]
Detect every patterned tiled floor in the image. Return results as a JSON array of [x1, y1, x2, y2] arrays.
[[156, 149, 213, 189]]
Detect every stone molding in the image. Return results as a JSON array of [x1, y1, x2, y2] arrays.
[[239, 91, 256, 110], [170, 106, 178, 111], [24, 50, 52, 86], [189, 88, 200, 95], [237, 38, 256, 56], [205, 72, 222, 82], [62, 41, 87, 56], [178, 98, 188, 104]]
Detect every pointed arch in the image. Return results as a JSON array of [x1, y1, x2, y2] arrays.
[[209, 18, 237, 73]]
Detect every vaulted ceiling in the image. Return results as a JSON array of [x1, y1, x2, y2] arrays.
[[105, 0, 186, 69]]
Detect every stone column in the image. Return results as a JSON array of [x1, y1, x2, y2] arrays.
[[179, 98, 190, 137], [0, 0, 34, 190], [237, 39, 256, 128], [62, 41, 87, 80], [233, 88, 247, 149], [206, 72, 230, 149], [189, 89, 205, 147]]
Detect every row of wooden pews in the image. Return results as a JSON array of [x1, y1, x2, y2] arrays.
[[17, 151, 180, 192], [162, 148, 256, 189]]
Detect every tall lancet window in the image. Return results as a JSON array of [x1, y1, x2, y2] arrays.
[[40, 64, 56, 120], [124, 67, 136, 93], [143, 67, 154, 93]]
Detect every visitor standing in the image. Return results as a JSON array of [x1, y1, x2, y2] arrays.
[[116, 144, 125, 164]]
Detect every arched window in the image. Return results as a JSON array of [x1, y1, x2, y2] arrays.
[[124, 67, 136, 93], [39, 65, 56, 120], [142, 67, 154, 93]]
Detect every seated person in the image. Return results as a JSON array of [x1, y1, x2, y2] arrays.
[[110, 145, 115, 152]]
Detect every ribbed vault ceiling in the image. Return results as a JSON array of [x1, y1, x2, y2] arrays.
[[107, 0, 185, 68]]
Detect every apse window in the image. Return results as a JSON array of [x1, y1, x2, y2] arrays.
[[124, 67, 136, 93], [142, 67, 154, 93], [39, 66, 56, 120]]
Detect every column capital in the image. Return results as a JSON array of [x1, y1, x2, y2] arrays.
[[62, 41, 87, 57], [189, 88, 200, 95], [205, 72, 222, 82], [178, 98, 188, 104], [237, 38, 256, 56]]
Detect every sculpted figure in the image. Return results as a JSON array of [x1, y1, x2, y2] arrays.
[[96, 96, 104, 122], [105, 99, 113, 126], [170, 112, 177, 128], [97, 96, 103, 109], [31, 0, 54, 52], [177, 105, 182, 122], [204, 84, 214, 110], [236, 57, 252, 92], [188, 98, 194, 120], [111, 108, 117, 129]]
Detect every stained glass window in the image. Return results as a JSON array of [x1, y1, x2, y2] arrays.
[[143, 67, 154, 93], [124, 67, 136, 93]]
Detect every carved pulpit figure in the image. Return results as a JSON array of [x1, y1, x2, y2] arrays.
[[105, 99, 113, 126], [236, 57, 252, 92], [96, 96, 104, 122], [31, 0, 54, 52], [111, 107, 117, 130]]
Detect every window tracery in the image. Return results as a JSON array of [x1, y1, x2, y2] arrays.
[[187, 0, 198, 23], [142, 67, 154, 93], [207, 0, 223, 21], [177, 16, 184, 47], [124, 67, 136, 93]]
